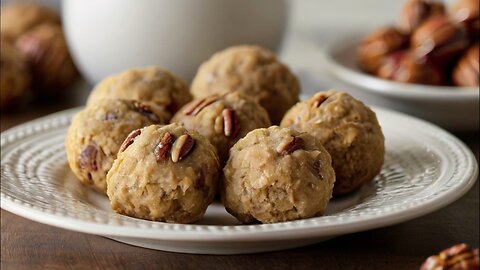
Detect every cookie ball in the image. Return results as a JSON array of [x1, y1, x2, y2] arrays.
[[377, 50, 444, 85], [398, 0, 445, 33], [87, 67, 192, 122], [453, 44, 479, 87], [107, 123, 220, 224], [0, 41, 31, 110], [190, 45, 300, 124], [357, 27, 409, 74], [222, 126, 335, 224], [16, 23, 78, 93], [171, 91, 271, 164], [65, 99, 161, 194], [281, 91, 385, 196], [0, 3, 60, 42], [411, 15, 469, 67]]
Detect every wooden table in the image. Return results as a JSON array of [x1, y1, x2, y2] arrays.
[[1, 98, 479, 269]]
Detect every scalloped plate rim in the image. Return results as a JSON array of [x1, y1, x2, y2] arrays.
[[0, 106, 478, 243]]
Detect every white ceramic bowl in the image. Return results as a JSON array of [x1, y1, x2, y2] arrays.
[[320, 33, 479, 131], [62, 0, 289, 84]]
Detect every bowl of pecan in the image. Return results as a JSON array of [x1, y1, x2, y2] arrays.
[[320, 0, 479, 131]]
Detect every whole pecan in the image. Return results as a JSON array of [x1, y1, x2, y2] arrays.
[[119, 129, 141, 154], [377, 50, 444, 85], [222, 108, 240, 138], [154, 132, 175, 162], [357, 27, 409, 74], [411, 15, 469, 66], [399, 0, 445, 33], [170, 134, 195, 162], [78, 145, 98, 171], [452, 0, 480, 41], [132, 101, 160, 123], [183, 95, 219, 116], [453, 44, 479, 87], [420, 243, 479, 270]]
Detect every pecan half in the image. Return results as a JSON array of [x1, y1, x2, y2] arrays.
[[420, 243, 479, 270], [101, 111, 117, 121], [276, 136, 305, 155], [311, 159, 324, 181], [133, 101, 160, 123], [154, 132, 175, 162], [183, 95, 219, 116], [170, 134, 195, 162], [78, 145, 98, 171], [119, 129, 141, 154], [312, 96, 327, 108], [222, 108, 240, 138], [194, 170, 205, 189]]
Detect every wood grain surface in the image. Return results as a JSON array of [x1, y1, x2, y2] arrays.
[[1, 100, 478, 270]]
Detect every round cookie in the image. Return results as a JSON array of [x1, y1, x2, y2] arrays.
[[190, 45, 300, 124], [87, 67, 192, 122], [106, 123, 220, 224], [171, 91, 271, 164], [65, 99, 161, 194], [1, 41, 31, 110], [16, 23, 79, 93], [222, 126, 335, 224], [281, 90, 385, 196], [0, 3, 60, 42]]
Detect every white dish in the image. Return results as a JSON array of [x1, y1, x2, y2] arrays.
[[319, 33, 479, 131], [1, 107, 477, 254]]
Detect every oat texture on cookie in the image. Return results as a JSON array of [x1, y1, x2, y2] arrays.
[[65, 99, 161, 194], [87, 66, 192, 123], [222, 126, 335, 224], [190, 45, 300, 124], [107, 123, 220, 224], [281, 90, 385, 196]]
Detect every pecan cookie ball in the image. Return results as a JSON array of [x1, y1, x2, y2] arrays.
[[1, 41, 31, 110], [453, 43, 479, 87], [87, 67, 192, 122], [107, 124, 220, 224], [357, 27, 409, 74], [190, 45, 300, 124], [281, 90, 385, 196], [222, 126, 335, 224], [16, 23, 78, 93], [0, 3, 60, 42], [171, 91, 271, 164], [65, 99, 161, 194]]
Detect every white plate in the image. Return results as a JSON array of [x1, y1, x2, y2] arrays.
[[319, 33, 479, 131], [1, 107, 477, 254]]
